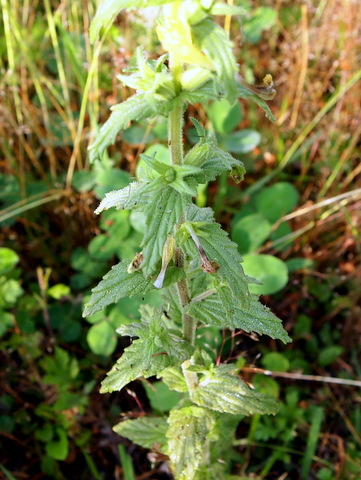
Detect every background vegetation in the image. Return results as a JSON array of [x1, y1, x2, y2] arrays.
[[0, 0, 360, 479]]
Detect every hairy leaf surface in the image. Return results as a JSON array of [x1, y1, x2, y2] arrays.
[[88, 94, 153, 163], [188, 363, 279, 415], [142, 187, 190, 276], [94, 181, 147, 214], [159, 366, 188, 392], [187, 293, 291, 343], [167, 406, 215, 480], [83, 260, 153, 317], [184, 205, 250, 308], [192, 19, 238, 103], [100, 313, 193, 393], [114, 416, 168, 450]]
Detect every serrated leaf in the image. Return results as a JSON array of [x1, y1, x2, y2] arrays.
[[88, 94, 153, 163], [83, 260, 153, 317], [114, 416, 168, 449], [198, 147, 245, 183], [184, 205, 250, 308], [187, 293, 291, 344], [142, 187, 190, 276], [90, 0, 174, 43], [167, 406, 215, 480], [101, 320, 194, 393], [192, 18, 238, 103], [94, 181, 149, 214], [102, 308, 194, 393], [158, 366, 188, 392], [188, 364, 279, 416], [237, 82, 276, 122]]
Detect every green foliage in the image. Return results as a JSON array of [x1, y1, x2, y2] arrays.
[[84, 2, 292, 479]]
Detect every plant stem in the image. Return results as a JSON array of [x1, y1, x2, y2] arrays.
[[169, 53, 183, 166], [168, 105, 183, 166], [167, 64, 197, 344], [174, 248, 197, 345]]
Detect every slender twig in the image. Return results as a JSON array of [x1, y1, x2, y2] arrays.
[[242, 367, 361, 388]]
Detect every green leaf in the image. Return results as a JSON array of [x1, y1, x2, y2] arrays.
[[158, 366, 188, 392], [45, 428, 69, 461], [261, 352, 290, 372], [192, 18, 238, 103], [242, 7, 277, 44], [94, 169, 130, 199], [237, 82, 276, 122], [286, 257, 315, 272], [183, 205, 250, 308], [101, 310, 194, 393], [0, 278, 23, 307], [255, 182, 299, 222], [90, 0, 174, 43], [242, 254, 289, 295], [88, 94, 153, 163], [167, 406, 215, 480], [87, 321, 117, 356], [317, 346, 344, 367], [184, 121, 245, 183], [224, 129, 261, 154], [186, 293, 291, 344], [114, 416, 168, 450], [83, 260, 154, 317], [40, 347, 79, 388], [232, 214, 271, 253], [188, 363, 279, 415], [0, 248, 19, 275], [206, 99, 242, 135], [144, 380, 182, 412], [141, 187, 190, 276], [95, 182, 147, 214], [47, 284, 70, 300]]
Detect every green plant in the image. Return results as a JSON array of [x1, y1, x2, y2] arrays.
[[83, 2, 291, 478]]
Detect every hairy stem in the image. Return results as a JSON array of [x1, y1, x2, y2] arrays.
[[169, 53, 183, 166], [169, 105, 183, 166], [174, 248, 197, 345]]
